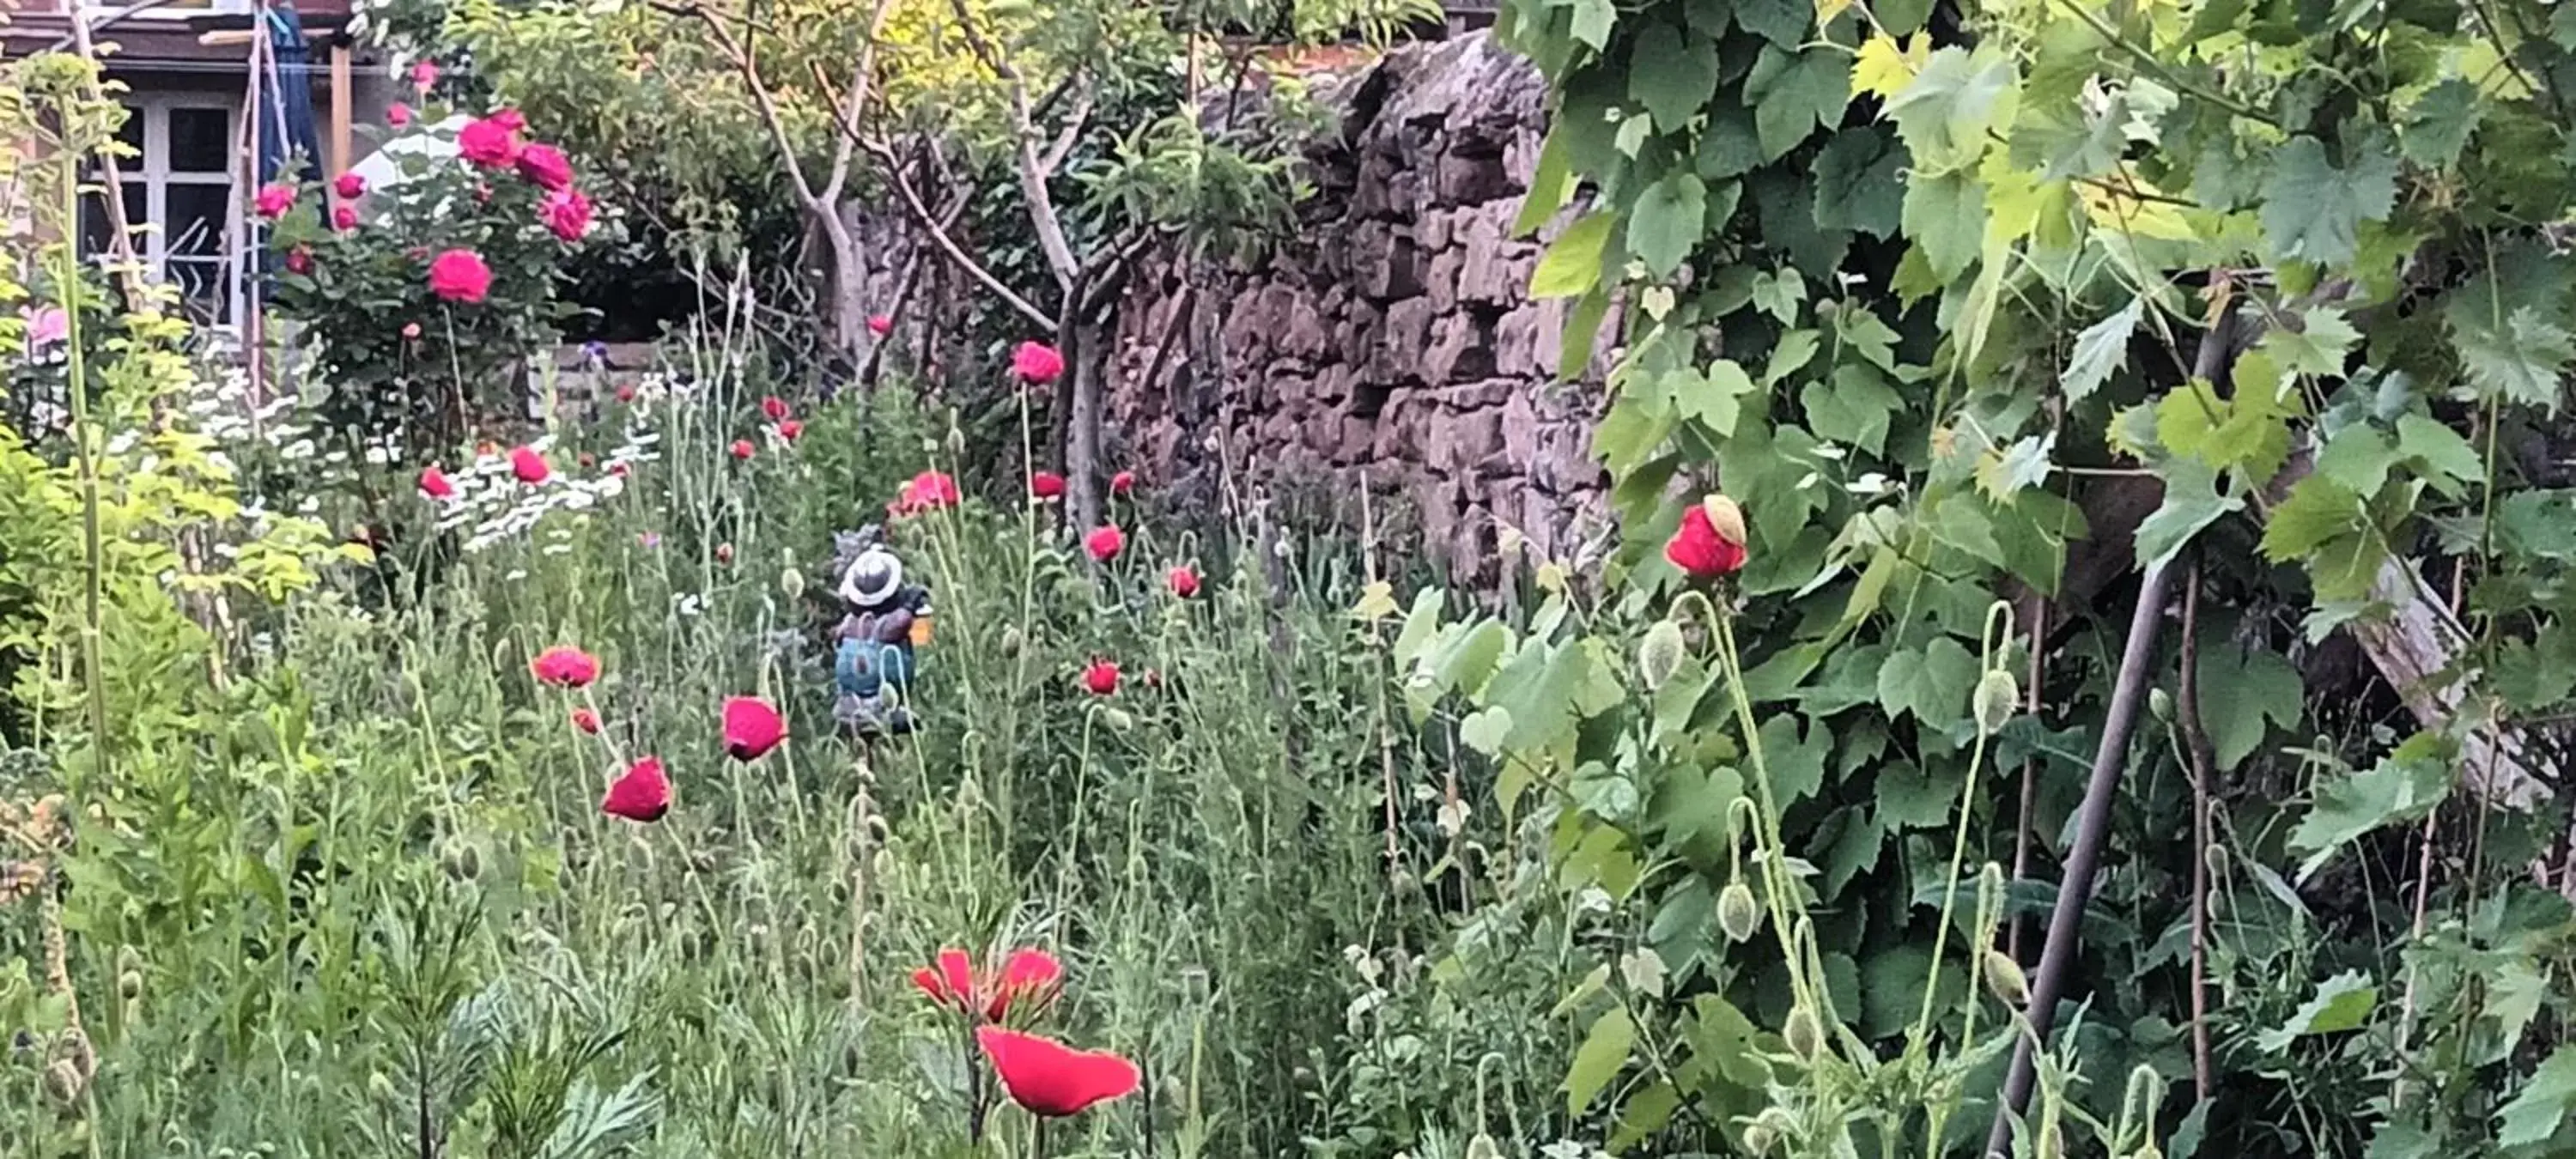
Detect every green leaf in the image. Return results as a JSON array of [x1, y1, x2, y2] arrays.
[[2259, 307, 2361, 384], [2061, 298, 2143, 403], [1696, 105, 1765, 180], [1534, 212, 1616, 300], [1661, 358, 1759, 438], [2195, 640, 2302, 770], [1976, 432, 2056, 499], [1874, 763, 1957, 829], [1757, 713, 1832, 805], [1820, 806, 1886, 896], [1564, 1005, 1636, 1116], [1459, 707, 1513, 755], [1732, 0, 1810, 46], [2257, 135, 2400, 266], [1901, 170, 1987, 282], [2290, 736, 2453, 883], [2497, 1046, 2576, 1148], [2134, 465, 2244, 570], [2398, 77, 2482, 169], [1630, 32, 1721, 134], [1751, 49, 1852, 161], [2261, 474, 2370, 560], [1629, 172, 1710, 276], [1875, 635, 1978, 728], [1885, 47, 2019, 172], [1491, 637, 1593, 752], [1765, 329, 1821, 385], [1570, 0, 1618, 49], [2156, 379, 2293, 480], [1810, 129, 1905, 237], [2254, 970, 2377, 1053], [2314, 425, 2403, 495], [2492, 627, 2576, 713], [1609, 1080, 1680, 1153], [1513, 125, 1578, 238], [2449, 304, 2573, 410], [1803, 365, 1902, 456]]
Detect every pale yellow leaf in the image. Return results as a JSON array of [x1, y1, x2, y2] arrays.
[[1852, 32, 1929, 102]]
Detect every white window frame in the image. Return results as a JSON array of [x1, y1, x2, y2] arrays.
[[85, 94, 246, 330], [74, 0, 252, 21]]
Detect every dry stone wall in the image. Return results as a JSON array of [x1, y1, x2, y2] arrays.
[[1106, 33, 1612, 586]]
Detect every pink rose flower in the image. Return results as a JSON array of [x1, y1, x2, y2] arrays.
[[515, 143, 574, 191], [427, 249, 492, 303]]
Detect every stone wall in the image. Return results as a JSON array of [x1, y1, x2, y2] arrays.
[[1105, 33, 1611, 585]]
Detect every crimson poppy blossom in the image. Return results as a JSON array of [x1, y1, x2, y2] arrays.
[[867, 314, 892, 337], [615, 383, 637, 403], [418, 465, 457, 501], [611, 462, 631, 477], [571, 707, 601, 734], [530, 645, 600, 688], [976, 1028, 1140, 1118], [721, 695, 785, 760], [730, 439, 755, 461], [892, 470, 961, 516], [1084, 525, 1125, 562], [410, 59, 439, 92], [1083, 660, 1120, 696], [601, 756, 670, 822], [715, 543, 734, 564], [1167, 565, 1200, 598], [776, 419, 803, 442], [1109, 470, 1135, 497], [1030, 470, 1066, 501], [762, 396, 790, 421], [911, 948, 1063, 1021], [913, 948, 978, 1007], [1665, 498, 1747, 579], [1012, 341, 1064, 385], [510, 446, 550, 483]]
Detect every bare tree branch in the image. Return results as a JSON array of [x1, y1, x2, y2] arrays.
[[942, 0, 1083, 292], [854, 130, 1055, 328]]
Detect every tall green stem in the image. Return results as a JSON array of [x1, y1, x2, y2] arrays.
[[54, 112, 112, 789]]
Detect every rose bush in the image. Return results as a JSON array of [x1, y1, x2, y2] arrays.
[[264, 105, 604, 455]]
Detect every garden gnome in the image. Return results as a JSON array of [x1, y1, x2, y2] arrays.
[[831, 528, 932, 736]]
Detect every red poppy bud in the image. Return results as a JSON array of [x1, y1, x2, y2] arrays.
[[570, 707, 601, 734], [1167, 565, 1200, 598], [611, 462, 631, 477], [1083, 659, 1120, 696], [1084, 525, 1125, 562], [1664, 498, 1747, 579], [867, 314, 893, 337], [761, 395, 790, 421], [615, 383, 637, 403], [601, 756, 670, 822], [1012, 341, 1065, 385], [777, 419, 803, 441], [730, 440, 755, 461], [403, 322, 423, 340], [1109, 470, 1135, 497], [721, 695, 784, 760], [715, 543, 734, 564]]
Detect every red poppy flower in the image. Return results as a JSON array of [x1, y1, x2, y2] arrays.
[[731, 440, 755, 461], [530, 645, 600, 688], [570, 707, 601, 734], [1030, 470, 1066, 501], [976, 1028, 1140, 1118], [893, 470, 961, 516], [777, 419, 803, 442], [1167, 565, 1200, 598], [1109, 470, 1135, 496], [1012, 341, 1065, 385], [1084, 525, 1125, 562], [410, 59, 439, 92], [1083, 659, 1120, 696], [867, 314, 892, 337], [511, 446, 550, 484], [913, 948, 977, 1007], [387, 101, 413, 128], [913, 948, 1064, 1020], [1664, 499, 1747, 579], [722, 695, 785, 760], [602, 756, 670, 822], [762, 395, 790, 421], [418, 465, 457, 500], [615, 383, 637, 403]]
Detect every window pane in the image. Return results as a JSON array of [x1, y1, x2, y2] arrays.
[[166, 183, 234, 258], [167, 259, 232, 325], [78, 185, 149, 258], [167, 107, 232, 175]]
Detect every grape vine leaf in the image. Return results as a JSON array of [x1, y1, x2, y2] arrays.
[[1513, 127, 1577, 238], [2254, 970, 2377, 1053], [1901, 170, 1988, 282], [1976, 431, 2057, 499], [1851, 30, 1930, 100], [2399, 77, 2482, 169], [1629, 172, 1709, 276], [2497, 1046, 2576, 1148], [2133, 464, 2243, 570], [2393, 414, 2482, 492], [1570, 0, 1618, 50], [2449, 304, 2574, 410], [1751, 48, 1852, 161], [1564, 1005, 1636, 1115], [1534, 211, 1615, 299], [1732, 0, 1809, 46], [1630, 32, 1721, 135], [1803, 365, 1902, 456], [1874, 635, 1978, 728], [2062, 297, 2143, 402], [1670, 358, 1759, 437], [1811, 129, 1905, 237], [2257, 135, 2400, 267], [2289, 734, 2452, 883], [2195, 639, 2302, 770], [1884, 47, 2019, 171]]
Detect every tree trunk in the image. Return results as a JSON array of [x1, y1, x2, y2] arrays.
[[816, 203, 870, 368], [1066, 314, 1108, 531]]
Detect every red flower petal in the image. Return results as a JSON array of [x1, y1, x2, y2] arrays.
[[510, 446, 550, 484], [976, 1027, 1140, 1118], [1084, 525, 1125, 562], [570, 707, 601, 734], [721, 695, 786, 761], [1030, 470, 1066, 501], [601, 756, 670, 822], [530, 645, 601, 688], [1083, 661, 1120, 696]]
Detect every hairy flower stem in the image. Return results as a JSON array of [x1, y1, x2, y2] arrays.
[[1913, 603, 2012, 1050], [52, 122, 112, 791], [1710, 606, 1822, 1017]]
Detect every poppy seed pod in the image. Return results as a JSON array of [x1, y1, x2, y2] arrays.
[[1783, 1005, 1822, 1061], [1983, 949, 2029, 1005], [1467, 1135, 1503, 1159], [781, 567, 805, 598], [118, 970, 142, 1001], [1638, 620, 1687, 689], [1975, 669, 2020, 734], [440, 840, 480, 881], [1717, 880, 1760, 943]]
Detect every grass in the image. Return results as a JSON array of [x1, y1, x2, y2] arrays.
[[0, 355, 1551, 1157]]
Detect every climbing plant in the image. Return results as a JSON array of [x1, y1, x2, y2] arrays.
[[1376, 0, 2576, 1155]]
